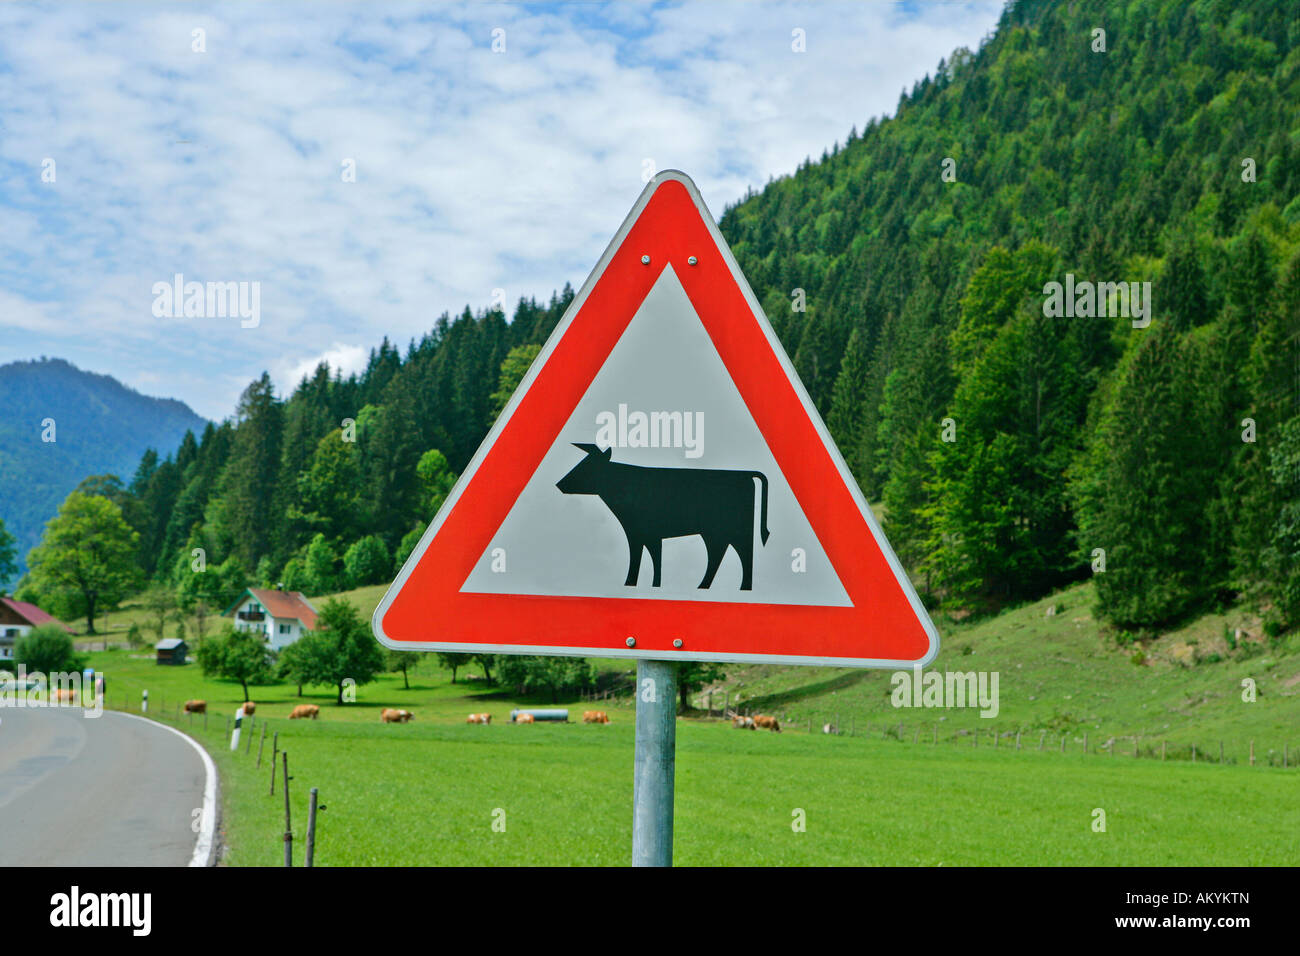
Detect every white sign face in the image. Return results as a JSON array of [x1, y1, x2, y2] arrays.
[[461, 265, 851, 607]]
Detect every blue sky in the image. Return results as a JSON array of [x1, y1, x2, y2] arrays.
[[0, 1, 1003, 420]]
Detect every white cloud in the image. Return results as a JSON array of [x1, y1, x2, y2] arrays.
[[0, 1, 1003, 420], [278, 343, 370, 396]]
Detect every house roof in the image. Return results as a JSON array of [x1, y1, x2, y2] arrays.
[[224, 588, 318, 631], [156, 638, 187, 650], [0, 597, 75, 633]]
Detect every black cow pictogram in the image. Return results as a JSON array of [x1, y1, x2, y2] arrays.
[[556, 443, 770, 590]]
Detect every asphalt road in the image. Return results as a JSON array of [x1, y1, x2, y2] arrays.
[[0, 706, 215, 866]]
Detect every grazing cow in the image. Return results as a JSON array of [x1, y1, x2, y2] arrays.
[[466, 712, 491, 724], [242, 701, 256, 716], [183, 699, 207, 714], [52, 688, 77, 704], [583, 710, 610, 724], [515, 712, 535, 724], [822, 723, 837, 735], [753, 714, 781, 732], [556, 444, 770, 590], [289, 704, 320, 720], [382, 708, 414, 723], [730, 713, 756, 730]]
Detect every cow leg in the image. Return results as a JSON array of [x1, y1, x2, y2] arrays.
[[647, 538, 663, 587], [735, 533, 755, 590], [624, 537, 644, 586], [738, 538, 759, 590], [699, 538, 727, 589]]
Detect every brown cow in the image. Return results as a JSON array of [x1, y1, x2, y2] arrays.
[[52, 688, 77, 704], [382, 708, 414, 723], [466, 713, 491, 724], [515, 712, 535, 724], [289, 704, 320, 720], [241, 701, 255, 716], [582, 710, 610, 724], [730, 713, 756, 730], [753, 714, 781, 732], [183, 699, 207, 714]]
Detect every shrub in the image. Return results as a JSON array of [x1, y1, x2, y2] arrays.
[[14, 623, 87, 674]]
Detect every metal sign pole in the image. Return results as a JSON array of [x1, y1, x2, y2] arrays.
[[632, 659, 677, 867]]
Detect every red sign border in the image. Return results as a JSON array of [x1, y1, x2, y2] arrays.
[[372, 171, 939, 669]]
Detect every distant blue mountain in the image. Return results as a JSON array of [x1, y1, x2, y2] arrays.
[[0, 358, 207, 577]]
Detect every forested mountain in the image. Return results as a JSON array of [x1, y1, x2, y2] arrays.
[[20, 0, 1300, 640], [0, 358, 206, 578], [720, 0, 1299, 632], [14, 290, 574, 621]]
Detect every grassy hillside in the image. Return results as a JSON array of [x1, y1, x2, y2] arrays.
[[80, 572, 1300, 759], [718, 581, 1300, 758]]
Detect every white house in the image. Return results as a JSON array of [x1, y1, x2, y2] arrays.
[[223, 588, 319, 651], [0, 597, 75, 660]]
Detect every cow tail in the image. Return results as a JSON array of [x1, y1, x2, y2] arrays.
[[753, 472, 770, 545]]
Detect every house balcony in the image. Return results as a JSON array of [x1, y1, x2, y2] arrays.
[[237, 611, 266, 623]]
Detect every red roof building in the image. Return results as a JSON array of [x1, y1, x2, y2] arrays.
[[223, 588, 319, 650], [0, 598, 75, 660]]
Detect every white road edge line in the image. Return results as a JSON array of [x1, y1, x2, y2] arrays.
[[111, 710, 218, 867]]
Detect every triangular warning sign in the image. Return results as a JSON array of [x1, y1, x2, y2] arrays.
[[373, 171, 938, 668]]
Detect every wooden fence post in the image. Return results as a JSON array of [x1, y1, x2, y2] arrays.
[[282, 752, 292, 867], [973, 728, 978, 748], [269, 732, 279, 795], [1134, 735, 1140, 758], [246, 718, 255, 755], [305, 787, 320, 868], [1015, 730, 1021, 751], [1219, 741, 1224, 764], [1250, 740, 1255, 766], [933, 724, 938, 744], [1083, 732, 1088, 754], [912, 726, 919, 745], [1060, 735, 1065, 753], [1192, 744, 1196, 763], [1038, 732, 1045, 751]]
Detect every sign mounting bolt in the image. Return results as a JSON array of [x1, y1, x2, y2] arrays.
[[640, 255, 650, 265], [626, 637, 636, 647], [687, 256, 697, 266], [673, 639, 683, 648]]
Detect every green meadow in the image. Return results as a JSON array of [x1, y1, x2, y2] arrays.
[[82, 575, 1300, 867], [128, 698, 1300, 867]]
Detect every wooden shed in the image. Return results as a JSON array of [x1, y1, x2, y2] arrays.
[[155, 637, 188, 666]]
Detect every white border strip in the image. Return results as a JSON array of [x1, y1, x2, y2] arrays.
[[112, 710, 218, 867], [372, 169, 940, 670]]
